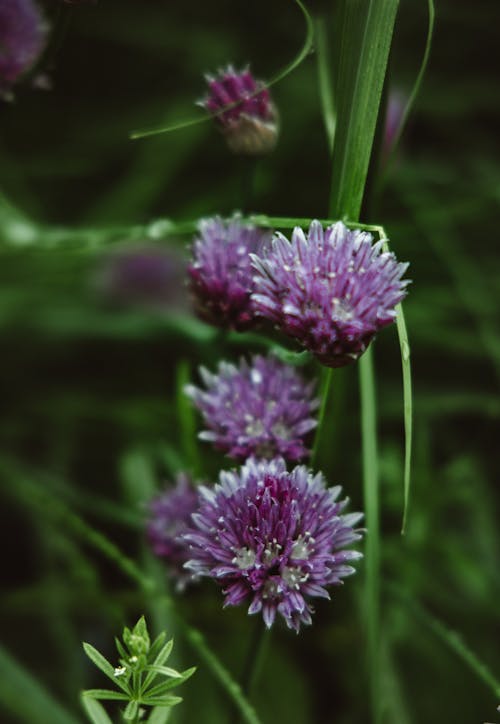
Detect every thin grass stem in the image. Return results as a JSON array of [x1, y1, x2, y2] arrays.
[[311, 366, 333, 470], [359, 346, 381, 722]]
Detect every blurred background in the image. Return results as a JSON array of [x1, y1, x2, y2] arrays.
[[0, 0, 499, 722]]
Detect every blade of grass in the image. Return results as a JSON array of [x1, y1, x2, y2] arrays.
[[0, 644, 81, 724], [326, 3, 399, 723], [358, 345, 380, 704], [176, 360, 201, 475], [80, 696, 113, 724], [390, 585, 500, 698], [328, 0, 399, 221], [315, 17, 336, 151], [369, 225, 413, 533], [181, 628, 262, 724]]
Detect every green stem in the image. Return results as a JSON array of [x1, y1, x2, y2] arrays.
[[311, 366, 334, 470], [231, 623, 270, 724], [241, 624, 270, 700], [325, 3, 399, 721], [359, 346, 381, 721], [389, 584, 500, 698]]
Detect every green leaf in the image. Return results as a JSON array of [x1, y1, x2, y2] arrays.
[[145, 668, 196, 699], [148, 632, 168, 662], [140, 696, 182, 708], [82, 643, 130, 693], [0, 644, 80, 724], [144, 664, 182, 678], [115, 637, 129, 662], [81, 695, 114, 724], [147, 706, 173, 724], [83, 689, 130, 701], [123, 700, 139, 720], [329, 0, 399, 219], [359, 347, 381, 720], [395, 302, 412, 533], [143, 639, 174, 690]]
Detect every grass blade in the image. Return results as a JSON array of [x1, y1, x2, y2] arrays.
[[147, 707, 173, 724], [329, 0, 399, 220], [81, 696, 113, 724], [395, 302, 412, 533], [181, 627, 262, 724], [391, 586, 500, 698], [359, 346, 381, 720], [0, 644, 81, 724], [315, 17, 336, 151]]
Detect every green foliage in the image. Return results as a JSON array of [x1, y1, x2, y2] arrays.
[[82, 618, 195, 722]]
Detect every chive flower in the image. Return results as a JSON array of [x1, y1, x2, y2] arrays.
[[147, 474, 200, 590], [0, 0, 47, 96], [251, 220, 409, 367], [95, 244, 186, 312], [185, 355, 318, 462], [187, 216, 270, 331], [201, 66, 278, 155], [184, 458, 363, 632]]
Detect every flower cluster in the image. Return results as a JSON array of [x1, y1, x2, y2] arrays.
[[0, 0, 47, 96], [147, 474, 199, 589], [184, 458, 363, 632], [252, 220, 409, 366], [201, 66, 278, 155], [187, 216, 270, 330], [94, 243, 186, 312], [186, 354, 318, 462]]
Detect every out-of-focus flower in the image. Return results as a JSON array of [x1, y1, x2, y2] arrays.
[[147, 474, 200, 590], [94, 243, 187, 312], [252, 220, 409, 367], [0, 0, 47, 96], [184, 457, 363, 632], [185, 355, 318, 462], [201, 66, 278, 155], [381, 90, 408, 164], [187, 216, 270, 331]]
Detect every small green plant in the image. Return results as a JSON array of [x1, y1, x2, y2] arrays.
[[81, 616, 195, 723]]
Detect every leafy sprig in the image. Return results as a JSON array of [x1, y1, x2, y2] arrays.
[[82, 616, 195, 723]]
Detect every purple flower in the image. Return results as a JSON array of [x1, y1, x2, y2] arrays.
[[187, 216, 270, 331], [201, 66, 278, 155], [147, 474, 200, 589], [0, 0, 47, 96], [382, 90, 407, 163], [184, 458, 363, 632], [94, 243, 187, 312], [186, 355, 318, 462], [252, 220, 409, 367]]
